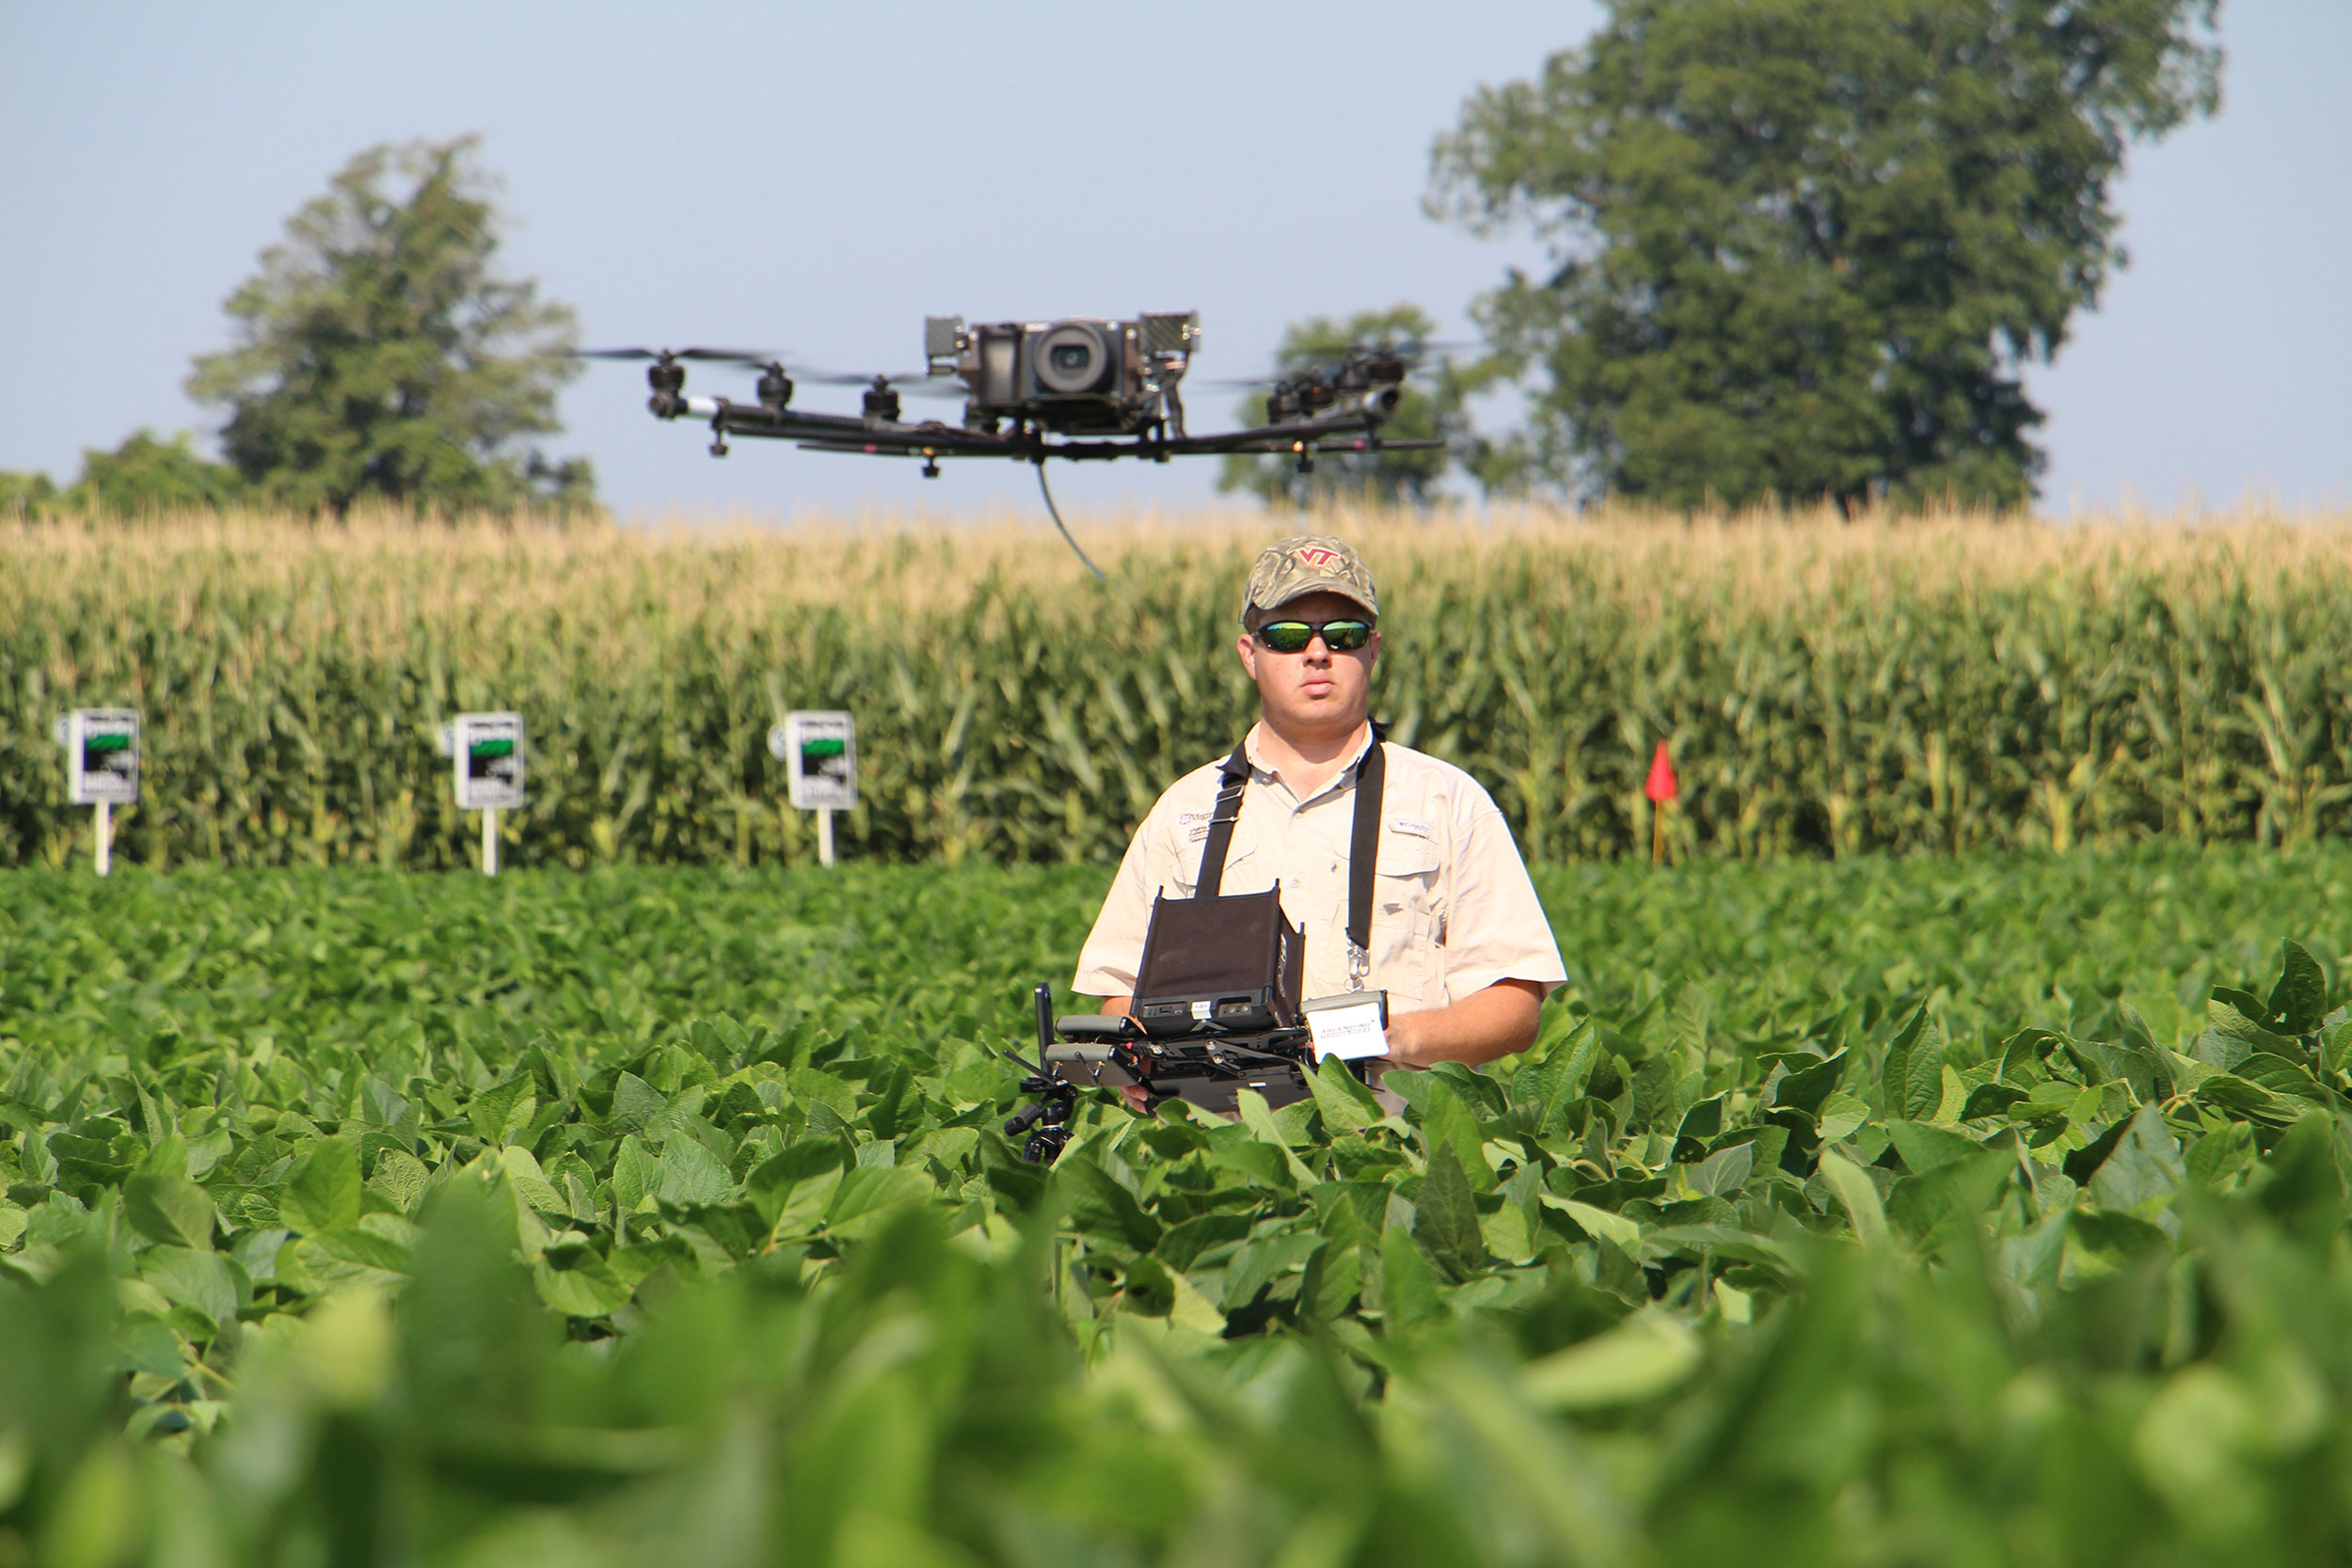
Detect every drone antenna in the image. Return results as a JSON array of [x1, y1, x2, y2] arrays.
[[1034, 460, 1105, 581]]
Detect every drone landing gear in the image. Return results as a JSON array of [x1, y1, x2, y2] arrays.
[[921, 449, 940, 479], [709, 423, 729, 458], [1293, 440, 1314, 475]]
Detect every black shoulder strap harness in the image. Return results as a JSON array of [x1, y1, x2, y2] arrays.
[[1196, 725, 1387, 986]]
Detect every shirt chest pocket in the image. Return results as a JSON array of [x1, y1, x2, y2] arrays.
[[1373, 832, 1442, 929], [1367, 831, 1443, 1007], [1175, 831, 1261, 896]]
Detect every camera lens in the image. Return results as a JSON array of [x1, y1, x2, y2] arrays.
[[1034, 323, 1112, 394]]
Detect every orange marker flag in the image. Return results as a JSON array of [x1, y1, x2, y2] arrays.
[[1645, 741, 1677, 864]]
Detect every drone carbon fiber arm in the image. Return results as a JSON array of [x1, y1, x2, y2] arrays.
[[742, 401, 1443, 464]]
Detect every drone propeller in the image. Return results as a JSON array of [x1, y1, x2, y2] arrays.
[[577, 346, 785, 417], [1200, 338, 1474, 388], [797, 368, 931, 386], [572, 346, 780, 365], [793, 369, 963, 398]]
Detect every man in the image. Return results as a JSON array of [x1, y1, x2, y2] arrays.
[[1073, 534, 1565, 1091]]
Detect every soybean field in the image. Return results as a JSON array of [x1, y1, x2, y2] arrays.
[[8, 845, 2352, 1563]]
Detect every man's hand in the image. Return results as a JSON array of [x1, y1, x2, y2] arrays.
[[1093, 993, 1156, 1113], [1381, 978, 1547, 1069], [1084, 978, 1546, 1107]]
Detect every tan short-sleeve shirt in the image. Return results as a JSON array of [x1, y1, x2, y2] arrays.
[[1073, 725, 1566, 1009]]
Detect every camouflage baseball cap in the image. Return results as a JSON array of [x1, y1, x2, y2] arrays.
[[1239, 534, 1379, 627]]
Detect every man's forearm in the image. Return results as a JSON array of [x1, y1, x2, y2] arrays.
[[1383, 978, 1546, 1069]]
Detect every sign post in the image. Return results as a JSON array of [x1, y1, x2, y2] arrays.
[[437, 713, 526, 876], [771, 711, 857, 867], [54, 709, 140, 876]]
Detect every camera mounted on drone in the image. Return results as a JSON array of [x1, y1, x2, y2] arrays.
[[922, 312, 1204, 437]]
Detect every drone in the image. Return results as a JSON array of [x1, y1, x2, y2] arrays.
[[578, 313, 1445, 572]]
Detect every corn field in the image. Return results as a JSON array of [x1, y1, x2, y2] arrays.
[[7, 501, 2352, 869]]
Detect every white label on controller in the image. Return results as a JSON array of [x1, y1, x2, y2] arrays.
[[1191, 1000, 1213, 1020], [1307, 999, 1390, 1061]]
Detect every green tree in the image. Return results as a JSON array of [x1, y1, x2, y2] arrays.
[[0, 470, 56, 518], [65, 430, 246, 515], [1429, 0, 2221, 510], [188, 136, 594, 517], [1216, 305, 1469, 508]]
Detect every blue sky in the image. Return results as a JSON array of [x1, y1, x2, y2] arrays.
[[3, 1, 2343, 522]]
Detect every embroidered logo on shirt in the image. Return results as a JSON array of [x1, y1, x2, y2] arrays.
[[1187, 823, 1210, 842], [1390, 816, 1433, 839]]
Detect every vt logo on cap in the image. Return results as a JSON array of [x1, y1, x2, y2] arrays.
[[1241, 533, 1382, 625]]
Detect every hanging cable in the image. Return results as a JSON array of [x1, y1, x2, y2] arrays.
[[1035, 460, 1105, 580]]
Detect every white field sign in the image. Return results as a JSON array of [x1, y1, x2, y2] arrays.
[[439, 713, 525, 874], [54, 709, 139, 876], [771, 711, 856, 866]]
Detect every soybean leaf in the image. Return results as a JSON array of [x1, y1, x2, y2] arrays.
[[1883, 1120, 1985, 1175], [746, 1139, 847, 1227], [1899, 1025, 1947, 1122], [1514, 1017, 1598, 1130], [1376, 1224, 1442, 1334], [277, 1141, 361, 1234], [1408, 1079, 1490, 1193], [2085, 1104, 2185, 1213], [1412, 1145, 1485, 1282], [2236, 1053, 2330, 1105], [1817, 1151, 1889, 1247], [1887, 1150, 2011, 1248], [1960, 1082, 2028, 1121], [1235, 1092, 1321, 1187], [1309, 1055, 1384, 1135], [1120, 1254, 1178, 1318], [1815, 1091, 1870, 1143], [468, 1078, 536, 1146], [1054, 1156, 1161, 1257], [2212, 986, 2272, 1027], [823, 1165, 932, 1243], [1521, 1314, 1700, 1411], [1222, 1228, 1323, 1309], [658, 1136, 733, 1208], [1686, 1140, 1753, 1197], [1881, 1006, 1931, 1105], [788, 1067, 859, 1128], [1770, 1052, 1849, 1117], [291, 1226, 411, 1290], [611, 1135, 659, 1212], [2061, 1116, 2138, 1184], [534, 1252, 634, 1318], [367, 1149, 431, 1215], [1538, 1195, 1643, 1253], [125, 1170, 215, 1251], [139, 1246, 240, 1330], [610, 1072, 669, 1135]]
